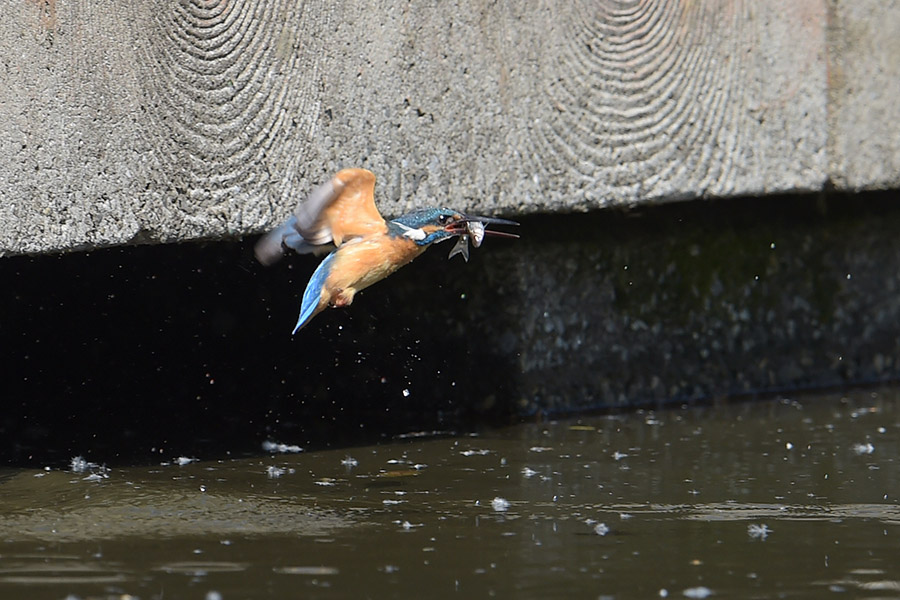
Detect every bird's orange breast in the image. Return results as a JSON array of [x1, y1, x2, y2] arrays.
[[325, 234, 425, 298]]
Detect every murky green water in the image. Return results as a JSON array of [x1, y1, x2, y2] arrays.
[[1, 388, 897, 599]]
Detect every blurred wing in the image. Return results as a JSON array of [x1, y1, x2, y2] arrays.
[[255, 168, 387, 265]]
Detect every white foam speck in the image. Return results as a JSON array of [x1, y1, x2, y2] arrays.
[[461, 449, 490, 456], [683, 586, 713, 598], [491, 497, 510, 512], [852, 443, 875, 455], [176, 456, 198, 466], [262, 440, 304, 454], [70, 456, 95, 473], [71, 456, 109, 480], [521, 467, 538, 478], [593, 523, 609, 536], [747, 523, 771, 540]]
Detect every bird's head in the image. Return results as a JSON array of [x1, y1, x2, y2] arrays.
[[390, 208, 518, 246]]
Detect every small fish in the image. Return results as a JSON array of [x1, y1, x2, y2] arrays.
[[468, 221, 486, 247], [448, 221, 488, 262]]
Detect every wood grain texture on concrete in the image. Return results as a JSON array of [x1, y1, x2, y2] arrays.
[[0, 1, 894, 256], [827, 0, 900, 191]]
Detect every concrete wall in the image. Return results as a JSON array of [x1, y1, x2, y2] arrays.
[[1, 1, 899, 256]]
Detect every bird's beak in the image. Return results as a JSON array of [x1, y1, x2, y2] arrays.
[[446, 214, 520, 239]]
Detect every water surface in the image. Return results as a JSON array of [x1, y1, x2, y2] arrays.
[[1, 387, 897, 599]]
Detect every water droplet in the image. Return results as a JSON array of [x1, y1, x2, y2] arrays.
[[748, 523, 771, 540], [491, 497, 510, 512], [852, 442, 874, 455]]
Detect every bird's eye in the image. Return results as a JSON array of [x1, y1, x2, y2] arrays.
[[438, 214, 450, 224]]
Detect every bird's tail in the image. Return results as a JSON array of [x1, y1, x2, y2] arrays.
[[293, 251, 338, 334]]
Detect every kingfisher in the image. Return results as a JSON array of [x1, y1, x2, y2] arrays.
[[255, 168, 518, 333]]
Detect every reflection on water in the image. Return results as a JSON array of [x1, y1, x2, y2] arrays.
[[0, 387, 897, 599]]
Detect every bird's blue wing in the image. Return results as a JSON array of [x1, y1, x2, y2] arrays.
[[293, 251, 338, 334]]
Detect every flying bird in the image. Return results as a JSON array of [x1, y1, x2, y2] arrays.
[[255, 168, 518, 333]]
